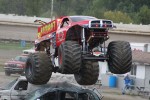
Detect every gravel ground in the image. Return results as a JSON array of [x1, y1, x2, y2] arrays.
[[101, 87, 148, 100]]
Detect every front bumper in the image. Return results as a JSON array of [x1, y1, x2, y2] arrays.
[[82, 54, 108, 61], [4, 67, 24, 73]]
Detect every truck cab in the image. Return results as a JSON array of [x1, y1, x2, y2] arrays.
[[0, 76, 28, 100]]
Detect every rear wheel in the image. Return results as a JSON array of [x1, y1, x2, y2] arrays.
[[74, 61, 99, 85], [25, 52, 53, 85], [58, 41, 81, 74], [107, 41, 132, 74]]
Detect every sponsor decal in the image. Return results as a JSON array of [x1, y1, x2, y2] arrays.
[[37, 21, 57, 38]]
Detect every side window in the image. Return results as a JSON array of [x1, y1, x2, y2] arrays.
[[78, 93, 88, 100], [14, 81, 28, 90], [39, 92, 57, 100], [131, 64, 137, 76], [78, 93, 95, 100], [59, 91, 77, 100], [60, 18, 69, 28]]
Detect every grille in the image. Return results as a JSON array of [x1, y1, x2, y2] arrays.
[[8, 64, 17, 68]]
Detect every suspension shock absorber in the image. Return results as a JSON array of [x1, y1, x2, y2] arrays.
[[82, 28, 86, 54]]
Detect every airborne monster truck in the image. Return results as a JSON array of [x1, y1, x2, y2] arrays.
[[25, 16, 132, 85]]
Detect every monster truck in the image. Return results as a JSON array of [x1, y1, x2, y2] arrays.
[[25, 16, 132, 85]]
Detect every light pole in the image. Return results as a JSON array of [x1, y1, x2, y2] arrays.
[[51, 0, 54, 19]]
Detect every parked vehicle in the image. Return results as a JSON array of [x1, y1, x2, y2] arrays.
[[0, 76, 103, 100], [0, 76, 28, 100], [4, 55, 28, 76], [25, 16, 132, 85], [25, 81, 102, 100]]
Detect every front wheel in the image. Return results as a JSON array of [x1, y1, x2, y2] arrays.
[[74, 61, 99, 85], [25, 52, 53, 85], [5, 71, 11, 76], [107, 41, 132, 74], [58, 41, 81, 74]]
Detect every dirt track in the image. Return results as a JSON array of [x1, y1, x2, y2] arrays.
[[0, 50, 148, 100], [0, 72, 148, 100]]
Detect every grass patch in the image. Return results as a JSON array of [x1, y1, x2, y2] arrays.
[[0, 42, 33, 50]]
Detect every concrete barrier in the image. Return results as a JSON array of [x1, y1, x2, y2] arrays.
[[0, 14, 149, 42], [0, 14, 149, 33]]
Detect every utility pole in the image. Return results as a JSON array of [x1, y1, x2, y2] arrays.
[[51, 0, 54, 19]]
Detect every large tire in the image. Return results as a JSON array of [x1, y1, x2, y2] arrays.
[[25, 52, 53, 85], [5, 71, 11, 76], [74, 61, 99, 85], [58, 41, 81, 74], [107, 41, 132, 74]]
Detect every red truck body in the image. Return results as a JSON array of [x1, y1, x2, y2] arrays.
[[25, 16, 132, 85], [35, 16, 112, 48], [4, 55, 28, 76]]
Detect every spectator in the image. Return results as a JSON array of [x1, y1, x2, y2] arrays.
[[122, 74, 131, 94]]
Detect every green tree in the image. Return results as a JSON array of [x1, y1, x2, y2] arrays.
[[138, 5, 150, 24], [104, 11, 133, 24], [0, 0, 150, 24], [0, 0, 26, 15], [25, 0, 43, 16]]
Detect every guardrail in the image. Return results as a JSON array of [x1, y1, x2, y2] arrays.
[[0, 13, 149, 42], [114, 23, 150, 32], [0, 14, 51, 23]]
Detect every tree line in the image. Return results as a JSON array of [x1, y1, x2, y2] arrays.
[[0, 0, 150, 24]]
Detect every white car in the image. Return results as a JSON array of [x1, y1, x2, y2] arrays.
[[0, 75, 103, 100], [23, 48, 35, 54], [0, 76, 28, 100]]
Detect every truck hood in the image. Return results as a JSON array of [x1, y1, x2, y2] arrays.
[[5, 61, 25, 65], [0, 90, 10, 96], [71, 20, 89, 27]]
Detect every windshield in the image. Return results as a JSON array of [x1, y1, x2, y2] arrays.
[[70, 16, 97, 22], [25, 88, 55, 100], [78, 90, 100, 100], [3, 78, 17, 90], [26, 90, 41, 100], [14, 56, 28, 62], [79, 93, 94, 100]]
